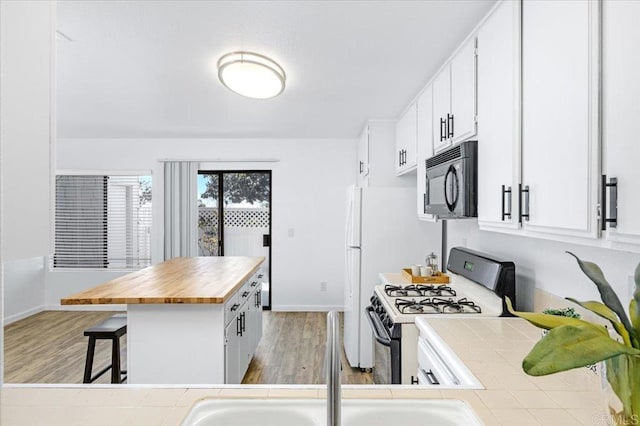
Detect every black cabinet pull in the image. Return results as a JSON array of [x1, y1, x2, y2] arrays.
[[501, 185, 512, 221], [241, 312, 246, 333], [236, 315, 242, 336], [242, 291, 249, 298], [447, 113, 454, 138], [440, 118, 446, 142], [230, 303, 240, 312], [399, 150, 402, 167], [423, 193, 427, 214], [250, 281, 258, 288], [601, 175, 618, 230], [359, 161, 364, 174], [411, 375, 419, 385], [519, 184, 530, 222]]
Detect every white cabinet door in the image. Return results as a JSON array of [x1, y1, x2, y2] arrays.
[[395, 102, 417, 174], [251, 289, 263, 351], [238, 304, 251, 378], [432, 66, 451, 153], [450, 37, 477, 144], [477, 0, 520, 230], [602, 0, 640, 246], [416, 85, 434, 219], [357, 125, 369, 186], [225, 317, 241, 384], [521, 0, 599, 238]]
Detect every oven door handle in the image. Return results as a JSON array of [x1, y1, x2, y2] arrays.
[[365, 306, 391, 346]]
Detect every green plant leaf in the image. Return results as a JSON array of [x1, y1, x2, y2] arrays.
[[566, 297, 631, 346], [633, 262, 640, 337], [566, 252, 639, 347], [505, 297, 607, 335], [522, 324, 640, 376], [632, 299, 639, 341]]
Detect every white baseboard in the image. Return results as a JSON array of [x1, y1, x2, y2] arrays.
[[4, 305, 45, 325], [45, 304, 127, 312], [271, 305, 345, 312]]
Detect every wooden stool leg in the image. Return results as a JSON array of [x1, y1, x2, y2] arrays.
[[83, 336, 96, 383], [111, 336, 121, 384]]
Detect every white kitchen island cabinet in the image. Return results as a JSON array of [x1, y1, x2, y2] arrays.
[[61, 256, 264, 385]]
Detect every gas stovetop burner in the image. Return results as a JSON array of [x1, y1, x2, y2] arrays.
[[384, 284, 456, 298], [394, 298, 441, 314], [393, 296, 482, 314]]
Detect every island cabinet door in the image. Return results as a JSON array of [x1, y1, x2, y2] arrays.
[[225, 317, 241, 384]]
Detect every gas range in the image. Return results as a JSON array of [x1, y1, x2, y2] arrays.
[[365, 247, 516, 385], [373, 272, 504, 324]]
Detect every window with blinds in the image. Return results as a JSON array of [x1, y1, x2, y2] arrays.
[[54, 174, 152, 269]]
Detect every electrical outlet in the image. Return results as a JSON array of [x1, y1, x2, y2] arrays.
[[320, 281, 328, 292]]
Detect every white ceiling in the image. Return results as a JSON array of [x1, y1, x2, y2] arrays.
[[56, 0, 496, 139]]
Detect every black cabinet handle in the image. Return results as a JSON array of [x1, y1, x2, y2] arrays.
[[242, 291, 249, 298], [601, 175, 618, 230], [250, 281, 258, 287], [447, 114, 454, 138], [519, 184, 530, 222], [359, 161, 364, 174], [501, 185, 512, 221], [236, 315, 242, 336], [230, 303, 240, 312], [423, 193, 427, 214], [399, 150, 402, 167], [241, 312, 246, 333], [440, 118, 446, 142]]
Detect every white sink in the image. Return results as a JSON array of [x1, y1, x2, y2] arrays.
[[181, 398, 483, 426]]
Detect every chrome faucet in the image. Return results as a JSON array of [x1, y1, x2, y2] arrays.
[[326, 311, 341, 426]]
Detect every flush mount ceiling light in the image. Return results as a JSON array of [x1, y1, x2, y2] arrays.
[[217, 51, 286, 99]]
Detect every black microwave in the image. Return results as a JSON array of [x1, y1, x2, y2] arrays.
[[424, 140, 477, 219]]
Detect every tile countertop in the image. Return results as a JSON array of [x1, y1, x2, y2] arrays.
[[1, 318, 609, 426]]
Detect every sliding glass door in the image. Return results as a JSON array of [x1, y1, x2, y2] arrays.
[[197, 171, 272, 309]]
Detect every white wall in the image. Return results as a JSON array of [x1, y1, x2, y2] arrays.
[[1, 1, 55, 326], [0, 1, 54, 261], [55, 138, 357, 310], [446, 220, 640, 311], [3, 257, 46, 324]]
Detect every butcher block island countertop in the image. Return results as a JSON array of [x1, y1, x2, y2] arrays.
[[60, 256, 264, 305]]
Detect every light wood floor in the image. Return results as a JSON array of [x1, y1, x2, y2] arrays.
[[4, 310, 372, 385]]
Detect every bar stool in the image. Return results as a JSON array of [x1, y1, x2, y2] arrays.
[[83, 314, 127, 384]]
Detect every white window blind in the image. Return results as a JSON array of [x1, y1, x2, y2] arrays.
[[54, 175, 152, 269]]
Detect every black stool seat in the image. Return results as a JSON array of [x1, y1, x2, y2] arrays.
[[83, 314, 127, 384]]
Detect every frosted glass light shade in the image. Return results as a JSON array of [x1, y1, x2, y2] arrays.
[[217, 52, 286, 99]]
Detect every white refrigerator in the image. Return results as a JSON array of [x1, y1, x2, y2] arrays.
[[343, 185, 433, 369]]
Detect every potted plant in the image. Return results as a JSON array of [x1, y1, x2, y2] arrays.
[[507, 252, 640, 426]]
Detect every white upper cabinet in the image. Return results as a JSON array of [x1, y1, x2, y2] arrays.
[[521, 0, 599, 239], [395, 102, 418, 175], [450, 37, 478, 144], [357, 125, 369, 186], [432, 37, 478, 154], [477, 0, 520, 230], [432, 67, 452, 153], [602, 0, 640, 246], [416, 85, 434, 219]]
